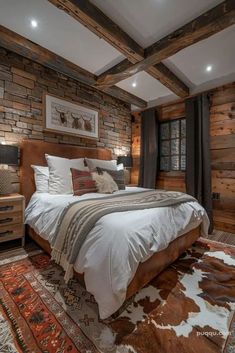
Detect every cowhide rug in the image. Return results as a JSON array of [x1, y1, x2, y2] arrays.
[[0, 239, 234, 353]]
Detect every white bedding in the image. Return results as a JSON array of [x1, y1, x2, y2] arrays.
[[25, 187, 209, 319]]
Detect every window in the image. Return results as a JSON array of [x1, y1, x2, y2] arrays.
[[159, 118, 186, 171]]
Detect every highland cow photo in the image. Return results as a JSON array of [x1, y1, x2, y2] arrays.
[[44, 94, 99, 139]]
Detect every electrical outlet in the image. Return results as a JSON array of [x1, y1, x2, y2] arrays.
[[212, 192, 220, 200]]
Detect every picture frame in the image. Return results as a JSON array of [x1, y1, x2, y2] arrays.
[[43, 94, 99, 139]]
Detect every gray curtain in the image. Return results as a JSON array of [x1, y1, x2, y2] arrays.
[[186, 93, 213, 233], [139, 108, 158, 188]]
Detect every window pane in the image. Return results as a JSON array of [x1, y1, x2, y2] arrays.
[[160, 123, 170, 140], [171, 139, 179, 155], [161, 140, 170, 156], [181, 155, 186, 170], [159, 118, 186, 172], [160, 157, 170, 171], [171, 156, 180, 170], [181, 119, 186, 137], [171, 120, 179, 138], [181, 138, 186, 154]]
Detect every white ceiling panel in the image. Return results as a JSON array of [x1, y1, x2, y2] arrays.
[[0, 0, 124, 74], [91, 0, 223, 48], [164, 25, 235, 86], [116, 71, 174, 101]]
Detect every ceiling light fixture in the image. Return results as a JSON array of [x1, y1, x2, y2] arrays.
[[132, 82, 137, 88], [206, 65, 212, 72], [31, 19, 38, 28]]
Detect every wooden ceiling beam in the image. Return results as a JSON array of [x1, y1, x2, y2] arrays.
[[0, 25, 147, 108], [96, 0, 235, 87], [48, 0, 189, 97]]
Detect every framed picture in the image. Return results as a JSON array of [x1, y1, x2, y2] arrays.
[[44, 94, 99, 139]]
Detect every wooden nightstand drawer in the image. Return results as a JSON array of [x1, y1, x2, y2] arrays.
[[0, 194, 25, 246], [0, 212, 22, 226], [0, 200, 22, 214], [0, 224, 24, 243]]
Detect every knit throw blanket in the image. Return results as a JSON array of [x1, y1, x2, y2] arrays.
[[51, 190, 195, 282]]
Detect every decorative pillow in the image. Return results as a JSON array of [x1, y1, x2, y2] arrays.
[[71, 169, 97, 196], [46, 154, 88, 194], [85, 158, 123, 171], [31, 165, 49, 193], [96, 167, 125, 190], [92, 171, 118, 194]]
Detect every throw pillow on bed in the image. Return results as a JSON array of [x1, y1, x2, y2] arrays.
[[71, 168, 97, 196], [92, 171, 118, 194], [96, 167, 125, 190]]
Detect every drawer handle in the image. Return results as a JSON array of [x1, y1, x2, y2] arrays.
[[0, 230, 13, 237], [0, 206, 14, 212], [0, 218, 13, 224]]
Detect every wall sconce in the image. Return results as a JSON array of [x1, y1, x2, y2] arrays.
[[0, 144, 19, 195]]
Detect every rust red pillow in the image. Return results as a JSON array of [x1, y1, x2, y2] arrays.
[[71, 168, 97, 196]]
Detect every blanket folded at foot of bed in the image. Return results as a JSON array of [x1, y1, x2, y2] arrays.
[[51, 189, 195, 282]]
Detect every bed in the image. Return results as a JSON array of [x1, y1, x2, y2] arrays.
[[20, 140, 209, 319]]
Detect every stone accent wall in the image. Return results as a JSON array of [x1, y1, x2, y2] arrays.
[[0, 48, 131, 192]]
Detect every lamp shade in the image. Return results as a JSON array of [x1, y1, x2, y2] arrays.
[[0, 145, 18, 165], [117, 155, 133, 168]]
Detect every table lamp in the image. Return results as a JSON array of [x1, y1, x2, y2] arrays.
[[117, 155, 133, 184], [0, 144, 18, 195]]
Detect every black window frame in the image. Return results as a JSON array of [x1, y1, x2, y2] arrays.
[[159, 117, 186, 172]]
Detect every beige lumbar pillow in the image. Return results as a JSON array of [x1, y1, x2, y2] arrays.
[[92, 171, 118, 194]]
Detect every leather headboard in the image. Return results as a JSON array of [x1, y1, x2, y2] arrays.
[[20, 140, 112, 205]]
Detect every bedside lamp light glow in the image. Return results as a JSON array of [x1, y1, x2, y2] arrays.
[[0, 145, 18, 195]]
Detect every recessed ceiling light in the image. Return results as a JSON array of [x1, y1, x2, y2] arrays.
[[132, 82, 137, 87], [31, 19, 38, 28], [206, 65, 212, 72]]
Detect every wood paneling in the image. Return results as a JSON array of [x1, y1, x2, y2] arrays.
[[131, 82, 235, 233], [211, 148, 235, 170], [212, 176, 235, 199], [211, 134, 235, 150], [159, 101, 185, 121], [156, 172, 186, 192]]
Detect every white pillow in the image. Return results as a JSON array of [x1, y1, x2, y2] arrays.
[[31, 165, 49, 193], [46, 154, 88, 194], [117, 163, 124, 171], [92, 171, 118, 194], [85, 158, 123, 171]]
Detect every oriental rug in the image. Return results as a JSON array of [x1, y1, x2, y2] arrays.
[[0, 238, 234, 353]]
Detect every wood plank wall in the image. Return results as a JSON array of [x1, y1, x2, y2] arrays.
[[131, 82, 235, 233]]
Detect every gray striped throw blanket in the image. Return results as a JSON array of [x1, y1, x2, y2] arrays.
[[51, 190, 195, 282]]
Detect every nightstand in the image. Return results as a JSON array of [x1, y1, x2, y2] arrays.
[[0, 194, 25, 247]]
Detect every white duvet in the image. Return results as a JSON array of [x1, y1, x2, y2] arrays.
[[25, 187, 209, 319]]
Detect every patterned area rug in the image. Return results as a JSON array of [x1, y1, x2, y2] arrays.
[[0, 239, 234, 353]]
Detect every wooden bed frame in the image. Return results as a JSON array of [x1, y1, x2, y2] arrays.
[[20, 140, 200, 300]]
